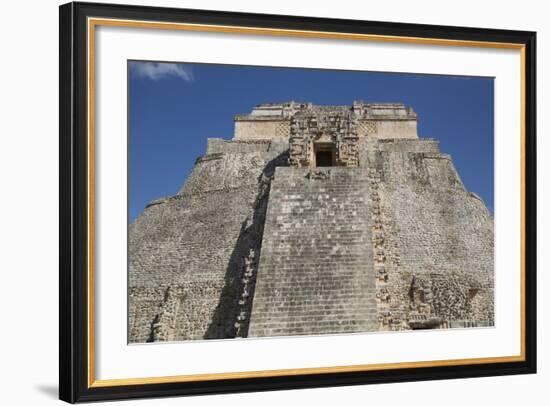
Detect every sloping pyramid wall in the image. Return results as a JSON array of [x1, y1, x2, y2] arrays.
[[128, 139, 287, 342]]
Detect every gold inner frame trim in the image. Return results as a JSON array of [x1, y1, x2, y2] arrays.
[[87, 17, 527, 388]]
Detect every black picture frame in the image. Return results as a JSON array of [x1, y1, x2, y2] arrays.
[[59, 1, 537, 403]]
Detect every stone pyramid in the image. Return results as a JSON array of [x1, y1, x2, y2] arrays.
[[129, 101, 494, 343]]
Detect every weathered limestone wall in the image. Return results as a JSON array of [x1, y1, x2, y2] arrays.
[[358, 138, 440, 165], [234, 120, 290, 140], [248, 167, 378, 337], [373, 120, 417, 139], [362, 143, 494, 330], [128, 140, 287, 342], [234, 119, 416, 140], [376, 138, 439, 153], [206, 138, 288, 155]]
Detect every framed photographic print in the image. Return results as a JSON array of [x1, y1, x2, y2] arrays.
[[59, 1, 537, 403]]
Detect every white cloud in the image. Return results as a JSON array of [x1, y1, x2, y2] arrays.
[[130, 62, 194, 82]]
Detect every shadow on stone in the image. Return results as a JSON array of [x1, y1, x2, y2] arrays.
[[204, 152, 288, 339]]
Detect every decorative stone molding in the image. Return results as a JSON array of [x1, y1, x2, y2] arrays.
[[150, 286, 185, 342], [408, 276, 435, 316], [305, 169, 331, 180], [289, 105, 360, 167], [234, 249, 257, 337]]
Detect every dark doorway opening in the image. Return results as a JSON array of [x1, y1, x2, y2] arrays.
[[315, 150, 332, 167], [314, 144, 335, 167]]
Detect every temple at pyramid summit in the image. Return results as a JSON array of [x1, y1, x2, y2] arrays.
[[128, 101, 494, 343]]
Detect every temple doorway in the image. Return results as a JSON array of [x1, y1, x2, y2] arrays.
[[314, 143, 335, 167]]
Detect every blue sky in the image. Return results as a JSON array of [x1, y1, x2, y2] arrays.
[[129, 61, 494, 222]]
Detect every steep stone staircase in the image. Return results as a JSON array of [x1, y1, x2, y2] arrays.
[[248, 167, 378, 337]]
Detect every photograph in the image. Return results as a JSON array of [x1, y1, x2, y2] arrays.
[[56, 2, 536, 402], [127, 61, 495, 343]]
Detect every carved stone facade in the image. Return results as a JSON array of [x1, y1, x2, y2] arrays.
[[288, 106, 360, 167], [128, 101, 494, 343], [234, 101, 418, 141]]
